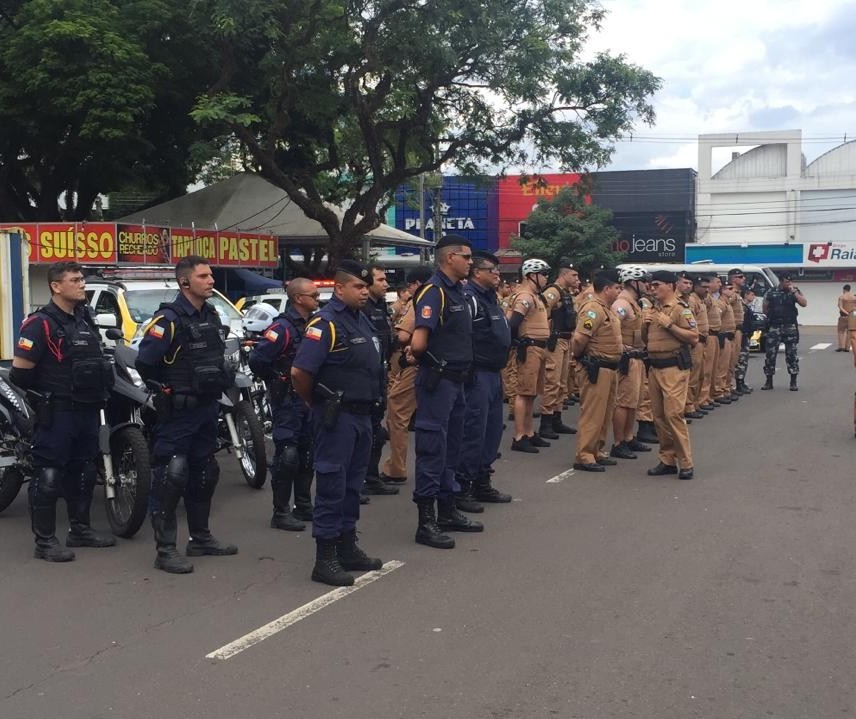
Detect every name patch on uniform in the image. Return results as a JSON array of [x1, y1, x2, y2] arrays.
[[264, 329, 279, 342], [148, 324, 165, 339], [306, 326, 323, 341], [421, 306, 432, 319], [17, 337, 33, 350]]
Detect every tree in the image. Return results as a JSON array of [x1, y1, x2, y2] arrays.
[[511, 185, 623, 276], [0, 0, 219, 220], [191, 0, 661, 268]]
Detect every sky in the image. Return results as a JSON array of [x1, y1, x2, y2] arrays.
[[586, 0, 856, 175]]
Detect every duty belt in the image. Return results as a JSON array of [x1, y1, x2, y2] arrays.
[[648, 357, 680, 369], [439, 367, 471, 384], [521, 338, 548, 348], [340, 401, 378, 415], [590, 357, 620, 370]]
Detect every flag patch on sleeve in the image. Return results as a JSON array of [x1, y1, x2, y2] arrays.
[[148, 323, 165, 339], [306, 326, 323, 341], [421, 306, 432, 319], [264, 329, 279, 342], [17, 337, 33, 350]]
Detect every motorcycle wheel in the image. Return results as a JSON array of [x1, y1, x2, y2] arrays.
[[0, 467, 25, 513], [233, 400, 267, 489], [105, 426, 151, 538]]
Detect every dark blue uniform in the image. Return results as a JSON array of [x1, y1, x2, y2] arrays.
[[136, 291, 236, 572], [458, 280, 511, 488], [292, 296, 382, 540], [249, 306, 313, 525], [14, 300, 115, 558], [413, 270, 473, 500]]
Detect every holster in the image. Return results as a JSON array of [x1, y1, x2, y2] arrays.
[[268, 376, 289, 405], [676, 345, 692, 370], [718, 334, 726, 349], [27, 390, 54, 429], [581, 355, 600, 384], [516, 338, 532, 364], [322, 395, 342, 430], [699, 335, 708, 344], [618, 353, 631, 376], [546, 333, 558, 353], [152, 391, 172, 421]]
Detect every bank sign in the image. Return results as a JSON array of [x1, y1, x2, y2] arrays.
[[0, 223, 279, 268], [805, 241, 856, 266], [610, 212, 687, 263]]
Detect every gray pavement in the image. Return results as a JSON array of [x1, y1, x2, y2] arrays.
[[2, 326, 855, 718]]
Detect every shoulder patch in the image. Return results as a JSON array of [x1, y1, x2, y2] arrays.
[[148, 323, 165, 339], [305, 326, 323, 341], [586, 310, 597, 319], [583, 319, 593, 330], [616, 306, 627, 317], [520, 299, 531, 309], [681, 309, 693, 317], [264, 329, 279, 342], [17, 337, 33, 351], [421, 305, 432, 319]]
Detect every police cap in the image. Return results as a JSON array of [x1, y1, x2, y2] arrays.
[[337, 259, 372, 283], [594, 269, 621, 284], [557, 257, 575, 269], [405, 266, 433, 284], [435, 234, 471, 250], [649, 269, 677, 283], [472, 250, 500, 267], [727, 268, 745, 278], [780, 271, 794, 280], [678, 270, 693, 280]]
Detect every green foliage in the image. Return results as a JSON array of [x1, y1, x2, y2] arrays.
[[511, 186, 623, 277], [191, 0, 661, 266]]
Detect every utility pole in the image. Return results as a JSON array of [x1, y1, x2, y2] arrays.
[[418, 174, 426, 240], [432, 174, 444, 243]]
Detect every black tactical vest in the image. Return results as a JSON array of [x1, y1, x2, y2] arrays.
[[547, 284, 577, 334], [466, 285, 511, 371], [35, 303, 111, 404], [160, 301, 227, 397], [362, 295, 391, 360], [765, 289, 798, 325], [312, 307, 382, 403], [418, 275, 473, 372]]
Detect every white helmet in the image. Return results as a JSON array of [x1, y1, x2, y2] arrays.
[[521, 258, 550, 277], [618, 265, 650, 284], [241, 302, 279, 336]]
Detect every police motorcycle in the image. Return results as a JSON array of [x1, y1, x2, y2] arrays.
[[0, 369, 34, 513], [219, 334, 268, 489], [238, 303, 278, 436]]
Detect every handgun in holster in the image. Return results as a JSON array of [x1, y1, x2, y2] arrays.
[[516, 338, 533, 364], [268, 374, 289, 405], [618, 352, 631, 376], [546, 333, 558, 353], [676, 345, 692, 370], [581, 354, 600, 384], [146, 380, 173, 421], [718, 333, 726, 349], [316, 381, 343, 429], [26, 389, 53, 429], [421, 350, 447, 392]]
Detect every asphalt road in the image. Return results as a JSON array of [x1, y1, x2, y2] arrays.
[[2, 327, 855, 719]]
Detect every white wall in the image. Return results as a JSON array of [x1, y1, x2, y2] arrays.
[[790, 280, 846, 327]]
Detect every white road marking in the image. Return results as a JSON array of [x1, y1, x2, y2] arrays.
[[206, 560, 405, 660], [809, 342, 832, 350], [547, 469, 575, 483]]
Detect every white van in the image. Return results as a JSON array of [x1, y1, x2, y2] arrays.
[[616, 262, 780, 296]]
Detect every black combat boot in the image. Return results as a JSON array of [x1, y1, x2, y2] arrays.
[[538, 414, 559, 440], [31, 505, 75, 562], [437, 497, 484, 533], [66, 499, 117, 548], [627, 437, 652, 452], [761, 375, 774, 390], [185, 500, 238, 556], [152, 511, 193, 574], [473, 470, 512, 503], [610, 442, 637, 460], [636, 420, 659, 444], [415, 498, 455, 549], [270, 476, 306, 531], [551, 412, 577, 434], [363, 475, 399, 495], [790, 374, 799, 391], [337, 529, 382, 571], [455, 478, 484, 513], [292, 468, 314, 522], [311, 537, 354, 586]]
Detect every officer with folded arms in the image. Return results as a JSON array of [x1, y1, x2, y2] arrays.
[[291, 260, 384, 586], [136, 255, 238, 574], [12, 261, 116, 561]]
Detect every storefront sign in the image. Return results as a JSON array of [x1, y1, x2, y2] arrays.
[[805, 241, 856, 267]]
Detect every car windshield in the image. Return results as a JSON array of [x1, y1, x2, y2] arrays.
[[124, 288, 242, 325]]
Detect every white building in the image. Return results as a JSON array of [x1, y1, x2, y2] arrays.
[[694, 130, 856, 325]]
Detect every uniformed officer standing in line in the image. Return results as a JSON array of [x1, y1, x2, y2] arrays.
[[643, 270, 699, 480], [381, 266, 432, 484], [457, 250, 513, 506], [709, 276, 734, 405], [500, 280, 520, 413], [291, 261, 384, 586], [411, 235, 482, 549], [716, 281, 740, 402], [762, 272, 807, 391], [11, 261, 116, 561], [680, 273, 709, 418], [507, 258, 552, 453], [610, 266, 652, 458], [540, 259, 580, 439], [248, 278, 319, 531], [136, 256, 237, 574], [698, 275, 721, 411], [361, 265, 399, 497], [571, 270, 623, 472], [726, 269, 749, 394], [735, 286, 756, 394]]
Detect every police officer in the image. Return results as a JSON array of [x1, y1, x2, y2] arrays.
[[11, 261, 116, 561], [508, 258, 552, 452], [381, 266, 432, 484], [361, 265, 398, 497], [699, 274, 721, 411], [643, 270, 699, 480], [762, 272, 807, 391], [457, 250, 512, 506], [571, 270, 623, 472], [136, 255, 237, 574], [727, 269, 749, 394], [411, 235, 482, 549], [735, 286, 756, 394], [682, 274, 710, 417], [248, 277, 319, 531], [291, 261, 384, 586], [541, 258, 580, 438]]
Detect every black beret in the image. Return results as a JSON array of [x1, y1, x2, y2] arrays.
[[435, 234, 471, 250], [678, 270, 693, 280], [472, 250, 500, 266], [727, 268, 745, 277], [557, 257, 575, 269], [337, 259, 371, 283], [405, 266, 432, 284], [650, 269, 677, 283], [594, 269, 621, 285], [780, 271, 794, 280]]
